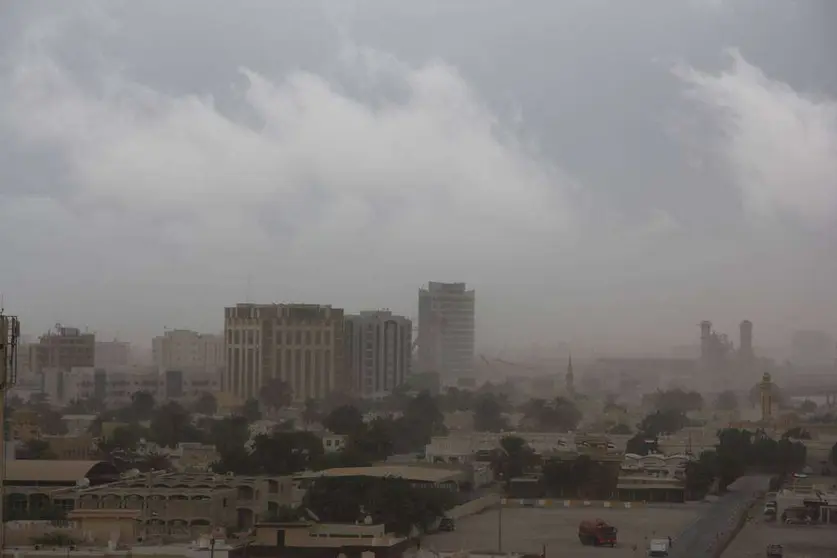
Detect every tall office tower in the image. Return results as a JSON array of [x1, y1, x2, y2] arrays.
[[344, 311, 412, 398], [223, 303, 345, 402], [417, 282, 475, 380], [738, 320, 754, 368], [791, 329, 834, 367]]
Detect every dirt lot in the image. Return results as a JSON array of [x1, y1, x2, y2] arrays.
[[722, 514, 837, 558], [423, 506, 700, 556]]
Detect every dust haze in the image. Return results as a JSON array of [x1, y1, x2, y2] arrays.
[[1, 0, 836, 363]]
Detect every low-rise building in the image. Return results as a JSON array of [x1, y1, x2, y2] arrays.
[[54, 471, 301, 534], [616, 452, 690, 502], [4, 460, 120, 520], [249, 521, 413, 558], [44, 434, 98, 460], [321, 433, 347, 453], [293, 465, 468, 492]]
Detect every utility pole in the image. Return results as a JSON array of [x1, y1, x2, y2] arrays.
[[0, 311, 21, 553], [497, 502, 503, 553]]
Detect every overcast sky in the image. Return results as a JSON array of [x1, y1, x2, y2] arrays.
[[1, 0, 836, 355]]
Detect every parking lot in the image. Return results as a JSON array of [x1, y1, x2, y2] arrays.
[[722, 514, 837, 558], [423, 506, 700, 556]]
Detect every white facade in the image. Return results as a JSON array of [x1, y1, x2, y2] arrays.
[[417, 282, 475, 380], [152, 330, 224, 375], [344, 311, 412, 398], [42, 366, 219, 407]]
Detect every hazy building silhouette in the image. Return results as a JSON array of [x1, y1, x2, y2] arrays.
[[791, 329, 834, 367], [223, 303, 345, 402], [152, 329, 224, 376], [739, 320, 754, 365], [344, 311, 412, 398], [417, 282, 475, 381]]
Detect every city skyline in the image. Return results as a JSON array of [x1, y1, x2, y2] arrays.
[[2, 2, 837, 353]]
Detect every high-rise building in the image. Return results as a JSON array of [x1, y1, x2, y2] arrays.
[[152, 329, 224, 375], [344, 311, 412, 398], [95, 340, 131, 369], [417, 282, 475, 380], [223, 303, 345, 402], [791, 329, 834, 367], [30, 326, 95, 375]]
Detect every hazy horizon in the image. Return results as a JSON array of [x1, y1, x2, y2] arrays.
[[2, 1, 836, 355]]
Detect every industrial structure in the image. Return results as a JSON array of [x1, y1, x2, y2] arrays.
[[0, 311, 22, 549], [698, 319, 759, 388]]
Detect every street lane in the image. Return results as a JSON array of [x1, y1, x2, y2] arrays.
[[670, 475, 769, 558]]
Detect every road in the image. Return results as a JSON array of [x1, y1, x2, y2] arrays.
[[670, 476, 770, 558]]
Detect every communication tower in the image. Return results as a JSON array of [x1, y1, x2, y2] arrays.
[[0, 311, 21, 550]]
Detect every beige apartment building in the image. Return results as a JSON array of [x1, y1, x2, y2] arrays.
[[29, 326, 95, 375], [223, 303, 346, 402], [152, 329, 224, 375]]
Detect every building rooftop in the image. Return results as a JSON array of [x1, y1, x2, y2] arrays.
[[294, 465, 463, 483], [5, 460, 118, 483]]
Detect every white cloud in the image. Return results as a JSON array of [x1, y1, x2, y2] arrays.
[[675, 49, 837, 227], [2, 24, 580, 278]]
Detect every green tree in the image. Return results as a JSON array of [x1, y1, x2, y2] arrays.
[[684, 450, 717, 498], [714, 390, 738, 411], [302, 398, 321, 425], [128, 391, 156, 421], [98, 424, 145, 455], [209, 416, 251, 454], [637, 409, 689, 437], [522, 397, 582, 432], [259, 377, 293, 412], [248, 431, 324, 475], [303, 476, 455, 536], [625, 433, 659, 456], [830, 442, 837, 466], [607, 423, 632, 435], [149, 401, 204, 448], [798, 399, 817, 414], [18, 439, 57, 459], [240, 398, 262, 422], [348, 418, 395, 462], [493, 435, 537, 482], [782, 427, 811, 440], [323, 405, 365, 436], [473, 393, 508, 432], [192, 392, 218, 415], [649, 389, 703, 413]]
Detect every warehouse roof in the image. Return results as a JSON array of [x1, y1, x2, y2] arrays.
[[294, 465, 463, 483], [5, 460, 119, 483]]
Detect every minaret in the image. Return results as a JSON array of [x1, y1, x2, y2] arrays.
[[566, 354, 575, 396], [759, 371, 773, 423]]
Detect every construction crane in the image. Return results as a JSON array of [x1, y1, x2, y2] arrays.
[[0, 310, 21, 551], [411, 310, 447, 355]]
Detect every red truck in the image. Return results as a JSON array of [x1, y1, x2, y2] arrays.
[[578, 518, 618, 547]]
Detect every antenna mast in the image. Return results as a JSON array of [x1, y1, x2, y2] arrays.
[[0, 310, 21, 551]]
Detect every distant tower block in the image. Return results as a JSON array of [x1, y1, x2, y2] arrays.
[[700, 321, 712, 363], [759, 372, 773, 423], [566, 354, 575, 395], [740, 320, 754, 362]]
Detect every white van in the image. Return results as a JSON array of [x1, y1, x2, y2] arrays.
[[648, 538, 670, 557]]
